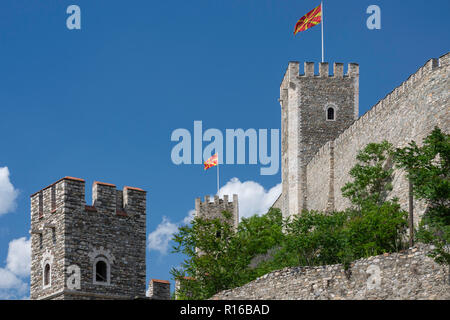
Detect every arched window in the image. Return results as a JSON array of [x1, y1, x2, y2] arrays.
[[95, 261, 107, 283], [43, 263, 51, 288], [327, 107, 335, 121], [89, 247, 115, 286], [93, 256, 111, 285], [41, 250, 54, 289]]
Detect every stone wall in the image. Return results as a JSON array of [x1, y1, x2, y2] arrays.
[[306, 141, 334, 212], [304, 53, 449, 222], [212, 245, 450, 300]]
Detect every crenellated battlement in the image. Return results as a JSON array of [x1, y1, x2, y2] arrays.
[[333, 53, 448, 148], [30, 177, 146, 219], [195, 194, 239, 230], [281, 61, 359, 89], [196, 194, 238, 207]]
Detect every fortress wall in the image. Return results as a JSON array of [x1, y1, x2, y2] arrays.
[[271, 194, 283, 211], [306, 54, 449, 220], [306, 141, 334, 212], [212, 244, 450, 300]]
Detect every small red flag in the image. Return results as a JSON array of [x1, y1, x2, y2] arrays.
[[294, 4, 322, 35], [204, 154, 218, 171]]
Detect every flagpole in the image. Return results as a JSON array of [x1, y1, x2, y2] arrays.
[[217, 154, 220, 194], [321, 1, 324, 63]]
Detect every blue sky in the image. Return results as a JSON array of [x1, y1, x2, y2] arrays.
[[0, 0, 449, 299]]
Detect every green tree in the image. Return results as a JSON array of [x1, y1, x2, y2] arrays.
[[171, 211, 238, 300], [260, 206, 406, 272], [342, 141, 395, 210], [170, 209, 284, 300], [340, 140, 408, 261], [394, 127, 450, 270], [344, 202, 407, 259], [280, 210, 348, 267]]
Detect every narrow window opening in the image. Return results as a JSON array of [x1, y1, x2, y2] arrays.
[[95, 261, 107, 283], [44, 264, 51, 287], [327, 107, 335, 121]]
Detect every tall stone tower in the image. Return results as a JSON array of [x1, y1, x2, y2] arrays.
[[279, 61, 359, 219], [30, 177, 147, 300]]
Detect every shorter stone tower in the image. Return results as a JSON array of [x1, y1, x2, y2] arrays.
[[195, 194, 239, 230], [30, 177, 147, 300]]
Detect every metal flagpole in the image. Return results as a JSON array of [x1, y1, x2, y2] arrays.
[[321, 1, 324, 63], [217, 154, 220, 194]]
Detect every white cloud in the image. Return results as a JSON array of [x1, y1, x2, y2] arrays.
[[6, 237, 31, 278], [147, 217, 179, 255], [0, 268, 24, 290], [147, 210, 195, 255], [147, 178, 281, 255], [218, 178, 281, 219], [0, 167, 19, 216], [183, 209, 195, 225], [0, 236, 30, 299]]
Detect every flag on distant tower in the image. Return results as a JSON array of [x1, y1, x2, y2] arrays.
[[293, 3, 322, 35], [204, 153, 218, 171]]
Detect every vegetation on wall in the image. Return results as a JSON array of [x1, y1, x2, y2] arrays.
[[394, 127, 450, 269]]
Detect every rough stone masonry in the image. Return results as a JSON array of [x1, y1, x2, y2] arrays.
[[212, 244, 450, 300]]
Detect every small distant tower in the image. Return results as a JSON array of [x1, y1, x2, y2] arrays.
[[195, 194, 239, 231], [172, 195, 238, 300], [279, 61, 359, 219], [30, 177, 147, 300]]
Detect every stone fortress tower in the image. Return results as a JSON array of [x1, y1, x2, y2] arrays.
[[274, 53, 449, 222], [195, 194, 239, 231], [278, 61, 359, 219], [30, 177, 147, 300]]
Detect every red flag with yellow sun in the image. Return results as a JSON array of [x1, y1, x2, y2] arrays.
[[204, 153, 218, 171], [294, 3, 322, 35]]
